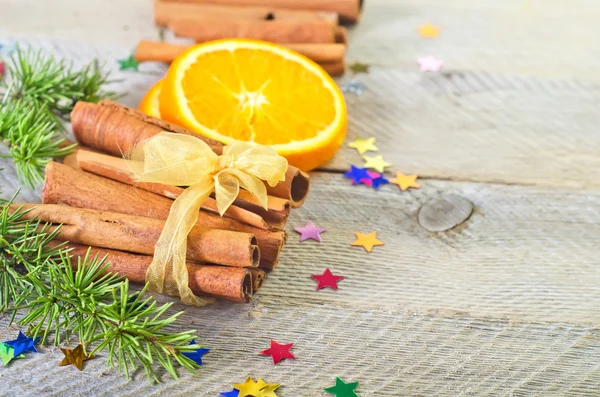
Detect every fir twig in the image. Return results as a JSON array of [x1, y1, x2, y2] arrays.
[[0, 45, 117, 187], [0, 192, 64, 312], [0, 198, 201, 382]]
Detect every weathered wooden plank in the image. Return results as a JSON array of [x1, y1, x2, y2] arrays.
[[269, 172, 600, 325], [324, 66, 600, 188]]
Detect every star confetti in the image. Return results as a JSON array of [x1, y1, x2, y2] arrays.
[[325, 377, 360, 397], [349, 62, 370, 74], [232, 377, 279, 397], [59, 344, 94, 371], [220, 389, 240, 397], [348, 137, 378, 155], [0, 61, 4, 79], [294, 221, 326, 242], [360, 171, 389, 190], [417, 56, 444, 72], [362, 154, 391, 173], [311, 268, 345, 290], [341, 80, 367, 95], [118, 55, 139, 71], [418, 23, 440, 38], [0, 344, 25, 366], [260, 340, 296, 365], [351, 232, 384, 252], [4, 331, 40, 356], [182, 340, 210, 365], [343, 165, 371, 184], [390, 172, 420, 191]]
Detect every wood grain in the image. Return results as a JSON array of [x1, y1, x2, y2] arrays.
[[2, 0, 600, 395]]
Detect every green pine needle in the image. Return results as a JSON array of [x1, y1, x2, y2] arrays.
[[0, 197, 201, 382], [0, 45, 117, 187]]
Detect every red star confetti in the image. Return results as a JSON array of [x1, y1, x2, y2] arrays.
[[311, 268, 345, 290], [0, 61, 4, 79], [260, 340, 296, 365]]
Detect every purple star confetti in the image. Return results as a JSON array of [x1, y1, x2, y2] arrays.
[[294, 221, 326, 242]]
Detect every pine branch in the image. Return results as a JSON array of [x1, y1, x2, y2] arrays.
[[2, 45, 117, 117], [20, 252, 200, 381], [0, 199, 201, 382], [0, 45, 117, 187], [0, 193, 65, 312], [0, 99, 76, 188]]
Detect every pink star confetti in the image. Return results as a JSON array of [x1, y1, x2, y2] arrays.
[[417, 56, 444, 72], [294, 221, 326, 242]]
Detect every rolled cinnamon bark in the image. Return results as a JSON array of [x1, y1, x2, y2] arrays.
[[155, 1, 338, 26], [60, 242, 253, 302], [134, 40, 346, 64], [170, 19, 335, 44], [71, 100, 310, 207], [67, 147, 290, 230], [14, 203, 259, 268], [43, 162, 285, 269], [319, 60, 345, 76], [159, 0, 363, 23]]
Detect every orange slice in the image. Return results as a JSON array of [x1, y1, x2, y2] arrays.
[[159, 39, 347, 171], [138, 80, 162, 118]]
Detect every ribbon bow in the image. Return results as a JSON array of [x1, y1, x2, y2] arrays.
[[131, 132, 288, 306]]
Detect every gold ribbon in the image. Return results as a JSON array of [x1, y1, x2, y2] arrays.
[[131, 132, 288, 306]]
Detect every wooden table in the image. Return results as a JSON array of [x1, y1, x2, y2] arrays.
[[2, 0, 600, 395]]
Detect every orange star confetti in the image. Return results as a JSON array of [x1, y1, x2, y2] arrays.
[[390, 172, 420, 191], [351, 232, 384, 252], [418, 23, 440, 38]]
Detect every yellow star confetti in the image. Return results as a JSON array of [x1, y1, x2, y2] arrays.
[[348, 137, 378, 155], [418, 23, 440, 38], [59, 344, 94, 371], [362, 154, 391, 173], [351, 232, 384, 252], [233, 377, 280, 397], [390, 172, 420, 191]]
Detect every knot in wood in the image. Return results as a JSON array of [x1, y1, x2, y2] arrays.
[[417, 194, 473, 232]]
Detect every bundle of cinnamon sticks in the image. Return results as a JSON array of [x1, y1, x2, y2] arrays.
[[134, 0, 363, 75], [16, 100, 310, 303]]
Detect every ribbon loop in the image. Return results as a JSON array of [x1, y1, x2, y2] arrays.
[[132, 132, 288, 306]]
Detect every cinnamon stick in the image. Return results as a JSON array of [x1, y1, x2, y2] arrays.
[[13, 203, 259, 268], [134, 40, 346, 64], [71, 100, 311, 207], [319, 60, 345, 76], [43, 162, 285, 269], [60, 242, 254, 302], [155, 1, 338, 26], [170, 18, 335, 44], [67, 147, 290, 230], [159, 0, 363, 23]]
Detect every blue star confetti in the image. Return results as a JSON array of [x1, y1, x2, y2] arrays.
[[220, 389, 240, 397], [341, 80, 367, 95], [343, 165, 371, 184], [182, 340, 210, 365], [4, 331, 40, 357]]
